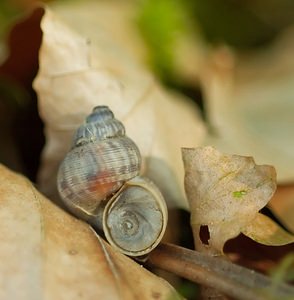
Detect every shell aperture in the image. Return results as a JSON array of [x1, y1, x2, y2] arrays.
[[103, 178, 167, 256]]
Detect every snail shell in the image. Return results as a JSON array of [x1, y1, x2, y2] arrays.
[[102, 177, 167, 256], [57, 106, 141, 218], [57, 106, 167, 257]]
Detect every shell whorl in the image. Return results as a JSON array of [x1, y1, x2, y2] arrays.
[[57, 106, 141, 216]]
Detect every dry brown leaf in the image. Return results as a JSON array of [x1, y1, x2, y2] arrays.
[[0, 164, 180, 300], [201, 27, 294, 184], [182, 146, 282, 252], [242, 213, 294, 246], [33, 6, 206, 209]]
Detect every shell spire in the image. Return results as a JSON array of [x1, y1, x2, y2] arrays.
[[72, 106, 126, 147]]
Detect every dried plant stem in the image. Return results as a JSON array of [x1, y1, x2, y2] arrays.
[[148, 243, 294, 300]]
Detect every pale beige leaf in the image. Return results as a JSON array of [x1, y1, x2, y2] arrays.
[[49, 0, 204, 86], [49, 0, 148, 66], [182, 146, 277, 251], [201, 27, 294, 184], [0, 164, 180, 300], [33, 6, 206, 209], [242, 213, 294, 246]]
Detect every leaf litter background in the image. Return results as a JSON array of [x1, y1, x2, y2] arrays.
[[1, 0, 294, 299]]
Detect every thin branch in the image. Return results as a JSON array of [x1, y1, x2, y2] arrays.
[[148, 243, 294, 300]]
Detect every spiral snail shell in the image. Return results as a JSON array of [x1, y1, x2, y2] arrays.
[[58, 106, 141, 216], [57, 106, 167, 256]]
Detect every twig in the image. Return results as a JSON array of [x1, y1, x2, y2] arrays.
[[148, 243, 294, 300]]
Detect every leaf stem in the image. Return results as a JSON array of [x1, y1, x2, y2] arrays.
[[148, 243, 294, 300]]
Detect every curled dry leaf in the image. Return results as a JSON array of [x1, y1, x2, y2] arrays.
[[242, 213, 294, 246], [32, 6, 205, 209], [0, 164, 180, 300], [181, 146, 294, 252]]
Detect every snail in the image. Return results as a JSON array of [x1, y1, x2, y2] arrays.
[[57, 106, 168, 256]]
